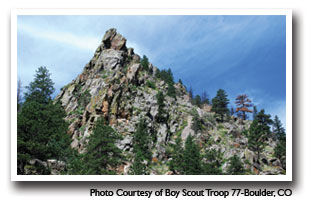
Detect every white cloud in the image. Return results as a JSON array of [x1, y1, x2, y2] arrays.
[[18, 23, 101, 52]]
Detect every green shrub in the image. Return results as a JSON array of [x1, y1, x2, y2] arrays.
[[146, 80, 156, 89]]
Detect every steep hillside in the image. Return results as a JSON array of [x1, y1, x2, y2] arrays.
[[54, 28, 285, 175]]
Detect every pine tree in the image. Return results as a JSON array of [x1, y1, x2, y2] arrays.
[[17, 66, 71, 174], [130, 119, 152, 175], [156, 68, 176, 98], [17, 78, 22, 112], [24, 66, 55, 104], [201, 91, 210, 105], [273, 116, 286, 169], [191, 110, 203, 134], [194, 95, 202, 107], [227, 154, 245, 175], [235, 94, 253, 120], [183, 134, 202, 175], [274, 137, 286, 169], [166, 68, 176, 98], [253, 105, 258, 119], [211, 89, 229, 122], [83, 117, 123, 174], [156, 91, 167, 123], [202, 149, 223, 175], [168, 136, 184, 174], [247, 109, 272, 170], [273, 115, 285, 140], [130, 150, 148, 175], [140, 55, 149, 71], [188, 86, 194, 101], [65, 150, 87, 175], [178, 79, 183, 85]]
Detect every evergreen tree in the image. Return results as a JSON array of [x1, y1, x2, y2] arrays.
[[168, 136, 184, 174], [65, 150, 87, 175], [201, 91, 210, 105], [235, 94, 253, 120], [130, 150, 148, 175], [167, 83, 176, 98], [140, 55, 149, 71], [273, 115, 285, 140], [211, 89, 229, 122], [155, 68, 161, 79], [24, 66, 55, 104], [188, 86, 194, 101], [17, 78, 22, 112], [83, 117, 123, 174], [227, 154, 245, 175], [130, 119, 152, 175], [248, 109, 272, 170], [194, 95, 202, 107], [183, 134, 202, 175], [274, 136, 286, 169], [191, 110, 203, 134], [253, 105, 258, 119], [156, 91, 167, 123], [166, 68, 176, 98], [17, 66, 71, 174], [156, 68, 176, 98], [178, 79, 183, 85], [202, 149, 223, 175], [272, 116, 286, 169]]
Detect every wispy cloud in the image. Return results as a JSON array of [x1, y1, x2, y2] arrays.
[[18, 22, 101, 52]]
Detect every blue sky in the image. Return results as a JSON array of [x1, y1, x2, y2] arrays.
[[17, 15, 286, 128]]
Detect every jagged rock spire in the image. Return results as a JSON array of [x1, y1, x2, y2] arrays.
[[102, 28, 127, 51]]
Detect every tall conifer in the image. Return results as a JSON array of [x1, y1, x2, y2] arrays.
[[17, 66, 71, 174], [211, 89, 229, 122]]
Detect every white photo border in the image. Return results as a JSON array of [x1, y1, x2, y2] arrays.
[[11, 8, 292, 181]]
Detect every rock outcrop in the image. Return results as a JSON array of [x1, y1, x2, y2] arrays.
[[54, 28, 285, 175]]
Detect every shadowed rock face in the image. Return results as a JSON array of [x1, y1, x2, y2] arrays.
[[53, 28, 285, 175]]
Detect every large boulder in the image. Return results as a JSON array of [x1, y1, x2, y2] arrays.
[[126, 63, 141, 81], [102, 28, 127, 50]]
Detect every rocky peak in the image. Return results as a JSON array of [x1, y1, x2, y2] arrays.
[[101, 28, 127, 51], [54, 29, 285, 175]]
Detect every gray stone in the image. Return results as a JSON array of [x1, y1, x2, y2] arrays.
[[244, 148, 257, 164], [270, 158, 281, 167], [88, 78, 106, 96], [117, 135, 133, 150], [126, 63, 141, 81], [96, 49, 123, 71], [29, 159, 47, 167], [157, 124, 168, 144], [102, 29, 126, 50], [60, 84, 75, 106], [181, 116, 194, 141], [47, 159, 66, 175], [111, 33, 126, 50], [102, 28, 117, 42]]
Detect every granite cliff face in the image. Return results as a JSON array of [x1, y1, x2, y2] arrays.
[[55, 28, 285, 175]]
